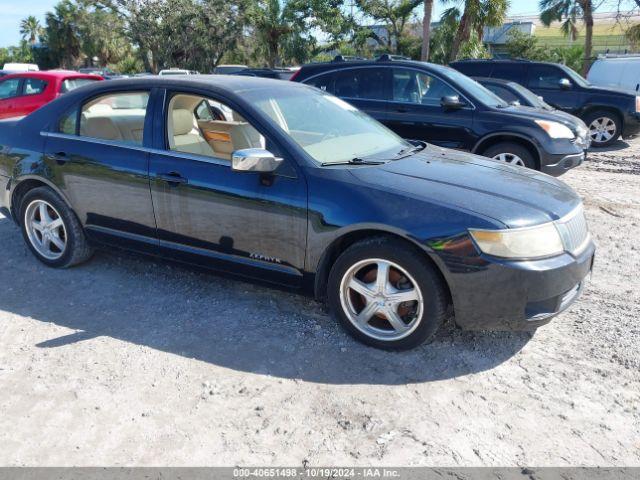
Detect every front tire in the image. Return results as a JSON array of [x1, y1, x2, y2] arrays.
[[584, 110, 621, 147], [327, 237, 449, 350], [20, 186, 93, 268], [482, 142, 537, 169]]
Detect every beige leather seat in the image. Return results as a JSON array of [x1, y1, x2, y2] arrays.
[[80, 115, 122, 141], [198, 120, 264, 159], [170, 109, 214, 156]]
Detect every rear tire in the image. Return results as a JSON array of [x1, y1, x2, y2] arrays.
[[482, 142, 537, 169], [19, 187, 93, 268], [584, 110, 621, 147], [327, 237, 449, 350]]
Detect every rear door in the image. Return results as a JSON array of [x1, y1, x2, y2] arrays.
[[15, 77, 50, 117], [384, 67, 475, 149], [43, 89, 157, 251]]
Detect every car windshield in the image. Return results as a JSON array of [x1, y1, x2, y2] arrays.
[[559, 64, 590, 87], [244, 87, 411, 165], [439, 66, 509, 108], [508, 82, 553, 109]]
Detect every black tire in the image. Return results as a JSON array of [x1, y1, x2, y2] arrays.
[[327, 237, 449, 350], [482, 142, 537, 170], [19, 186, 93, 268], [583, 110, 621, 147]]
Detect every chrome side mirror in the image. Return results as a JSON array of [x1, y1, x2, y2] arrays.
[[231, 148, 283, 173], [559, 78, 571, 90], [440, 95, 466, 110]]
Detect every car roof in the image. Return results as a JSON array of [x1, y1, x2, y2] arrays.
[[451, 58, 561, 67], [298, 59, 454, 76], [0, 70, 103, 80], [473, 76, 515, 86]]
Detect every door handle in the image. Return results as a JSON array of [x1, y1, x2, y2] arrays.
[[47, 151, 69, 165], [395, 107, 409, 113], [157, 172, 188, 185]]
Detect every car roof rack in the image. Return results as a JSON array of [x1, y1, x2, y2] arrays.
[[376, 54, 411, 62], [332, 55, 366, 62]]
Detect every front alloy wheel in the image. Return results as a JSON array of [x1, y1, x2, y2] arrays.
[[588, 116, 617, 145], [340, 258, 424, 341], [492, 152, 525, 166], [327, 237, 449, 350]]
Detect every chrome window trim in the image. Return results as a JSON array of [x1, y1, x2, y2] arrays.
[[41, 131, 232, 167], [302, 65, 476, 111]]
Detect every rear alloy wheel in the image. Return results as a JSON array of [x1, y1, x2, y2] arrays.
[[482, 142, 536, 170], [20, 186, 94, 268], [585, 111, 620, 147], [327, 237, 448, 350]]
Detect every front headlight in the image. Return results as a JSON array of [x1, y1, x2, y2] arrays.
[[535, 120, 575, 139], [469, 223, 564, 259]]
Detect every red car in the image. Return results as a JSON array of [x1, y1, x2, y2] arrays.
[[0, 70, 103, 120]]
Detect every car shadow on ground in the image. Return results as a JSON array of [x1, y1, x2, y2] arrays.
[[589, 139, 630, 153], [0, 214, 532, 385]]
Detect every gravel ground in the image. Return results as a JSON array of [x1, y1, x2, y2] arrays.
[[0, 138, 639, 467]]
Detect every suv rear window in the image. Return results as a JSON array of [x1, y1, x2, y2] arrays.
[[333, 68, 388, 100]]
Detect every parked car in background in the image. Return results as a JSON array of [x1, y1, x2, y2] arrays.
[[293, 57, 589, 175], [235, 67, 298, 80], [213, 64, 248, 75], [587, 54, 640, 92], [159, 68, 199, 76], [451, 58, 640, 147], [476, 77, 591, 150], [78, 68, 122, 80], [0, 71, 102, 120], [0, 76, 594, 350], [2, 63, 39, 72], [0, 71, 18, 78]]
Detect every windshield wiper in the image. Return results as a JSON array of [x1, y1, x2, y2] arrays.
[[394, 141, 427, 159], [321, 157, 387, 166]]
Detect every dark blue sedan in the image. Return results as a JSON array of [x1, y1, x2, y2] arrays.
[[0, 76, 595, 349]]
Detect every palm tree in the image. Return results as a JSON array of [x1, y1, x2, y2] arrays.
[[20, 16, 42, 46], [421, 0, 434, 61], [44, 0, 83, 69], [447, 0, 509, 62], [252, 0, 293, 68], [539, 0, 594, 75]]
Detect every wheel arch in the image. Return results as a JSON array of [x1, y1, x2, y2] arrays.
[[580, 105, 624, 128], [10, 176, 72, 225], [313, 228, 453, 309], [472, 133, 542, 170]]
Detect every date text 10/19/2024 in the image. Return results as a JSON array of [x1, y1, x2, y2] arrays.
[[233, 468, 401, 478]]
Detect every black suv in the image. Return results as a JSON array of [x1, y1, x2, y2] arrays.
[[451, 59, 640, 147], [292, 57, 589, 176]]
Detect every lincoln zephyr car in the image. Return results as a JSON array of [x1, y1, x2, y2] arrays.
[[0, 76, 595, 350]]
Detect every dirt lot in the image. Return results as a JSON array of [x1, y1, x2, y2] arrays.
[[0, 139, 639, 467]]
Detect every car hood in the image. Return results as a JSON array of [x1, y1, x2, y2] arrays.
[[511, 105, 588, 134], [349, 145, 581, 229], [586, 84, 638, 97]]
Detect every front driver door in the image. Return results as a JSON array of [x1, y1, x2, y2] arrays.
[[384, 68, 475, 149], [527, 64, 582, 114], [148, 89, 307, 287]]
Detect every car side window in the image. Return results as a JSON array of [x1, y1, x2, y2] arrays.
[[334, 68, 387, 100], [392, 69, 457, 106], [491, 64, 526, 84], [0, 79, 21, 100], [24, 78, 47, 95], [58, 108, 78, 135], [167, 93, 266, 162], [528, 65, 566, 89], [79, 91, 149, 145]]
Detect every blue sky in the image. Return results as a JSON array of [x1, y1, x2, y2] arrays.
[[0, 0, 626, 48]]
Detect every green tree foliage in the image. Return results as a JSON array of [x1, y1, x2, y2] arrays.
[[447, 0, 509, 61], [504, 29, 585, 74], [20, 16, 43, 46], [43, 0, 84, 68], [355, 0, 422, 55], [539, 0, 594, 74], [429, 7, 489, 64]]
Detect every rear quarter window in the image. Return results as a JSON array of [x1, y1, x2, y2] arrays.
[[60, 78, 100, 94], [23, 78, 48, 95], [453, 62, 493, 77]]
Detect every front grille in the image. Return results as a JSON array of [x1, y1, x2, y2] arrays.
[[556, 206, 590, 254]]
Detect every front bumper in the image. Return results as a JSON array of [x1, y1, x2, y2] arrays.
[[540, 150, 586, 176], [622, 112, 640, 138], [434, 238, 595, 331]]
